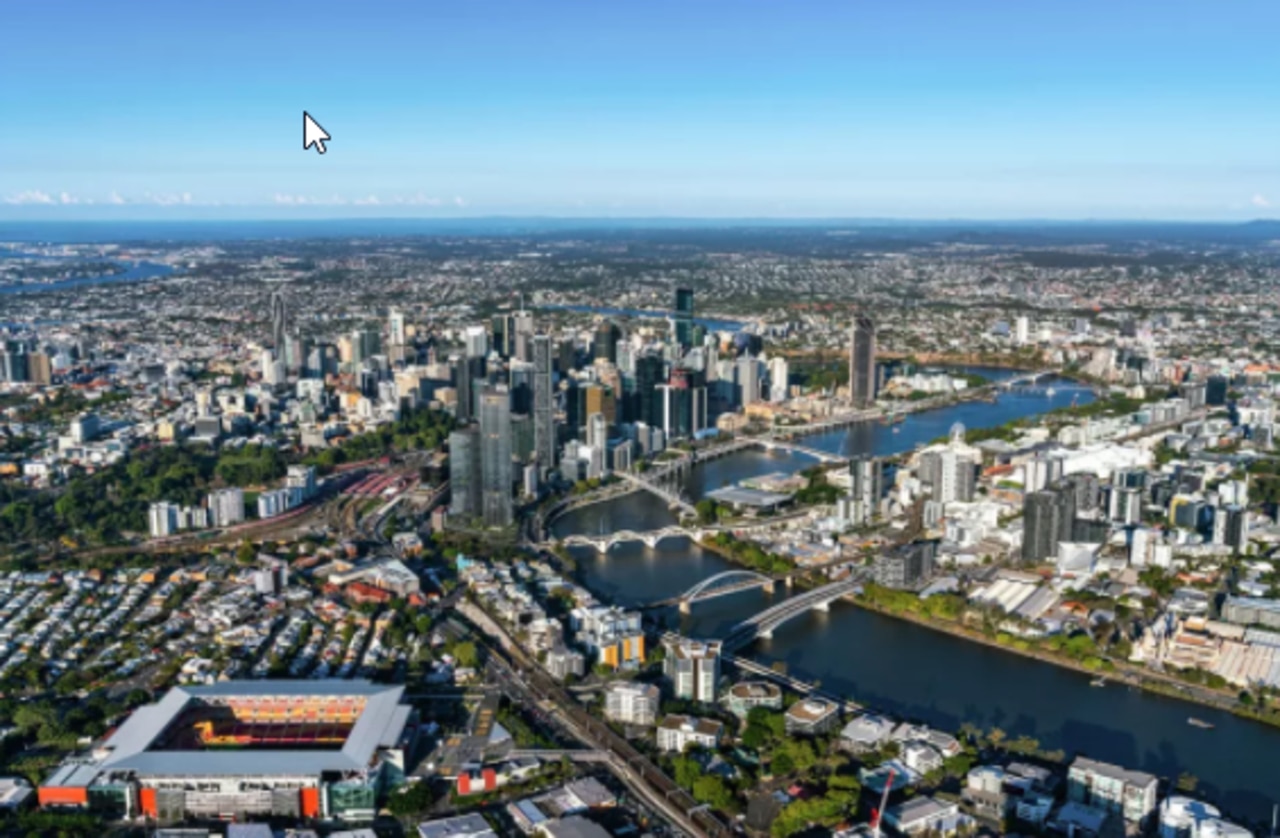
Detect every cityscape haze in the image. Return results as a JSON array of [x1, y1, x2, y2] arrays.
[[1, 3, 1279, 838]]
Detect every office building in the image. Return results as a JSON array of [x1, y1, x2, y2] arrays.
[[27, 351, 52, 386], [490, 313, 514, 358], [849, 313, 876, 408], [873, 541, 936, 589], [532, 335, 556, 474], [269, 290, 288, 349], [1022, 487, 1076, 564], [479, 385, 513, 527], [388, 308, 407, 347], [663, 638, 722, 703], [1067, 757, 1158, 826], [453, 356, 485, 423], [508, 360, 534, 414], [512, 310, 535, 362], [603, 682, 660, 726], [464, 326, 488, 359], [449, 426, 481, 520], [1108, 487, 1142, 525], [1205, 375, 1229, 407], [671, 287, 694, 350], [593, 321, 620, 364], [767, 356, 789, 402], [735, 355, 762, 406]]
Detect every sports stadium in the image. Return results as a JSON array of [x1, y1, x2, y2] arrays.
[[38, 681, 416, 822]]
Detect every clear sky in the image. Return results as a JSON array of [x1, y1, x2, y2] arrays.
[[1, 0, 1278, 220]]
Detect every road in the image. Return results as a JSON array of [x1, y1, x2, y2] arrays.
[[458, 601, 730, 838]]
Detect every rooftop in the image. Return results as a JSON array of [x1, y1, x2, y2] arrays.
[[95, 680, 409, 778]]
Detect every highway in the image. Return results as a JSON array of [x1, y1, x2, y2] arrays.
[[458, 601, 730, 838]]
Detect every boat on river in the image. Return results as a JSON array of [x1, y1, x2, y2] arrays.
[[1090, 676, 1106, 687], [1187, 717, 1214, 729]]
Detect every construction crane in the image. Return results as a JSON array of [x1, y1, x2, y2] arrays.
[[870, 768, 896, 838]]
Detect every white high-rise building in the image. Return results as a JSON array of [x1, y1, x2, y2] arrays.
[[207, 488, 246, 527], [663, 638, 722, 703], [286, 465, 318, 500], [1015, 315, 1031, 345], [388, 308, 408, 347], [464, 326, 488, 359], [767, 356, 789, 402], [736, 355, 762, 406], [149, 501, 180, 538]]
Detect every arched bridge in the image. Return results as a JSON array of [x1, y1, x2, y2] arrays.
[[648, 570, 787, 613], [722, 576, 862, 651], [560, 526, 702, 552]]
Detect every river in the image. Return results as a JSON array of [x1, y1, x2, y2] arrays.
[[552, 375, 1280, 822], [0, 260, 176, 294]]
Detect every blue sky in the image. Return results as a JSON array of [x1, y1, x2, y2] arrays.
[[1, 0, 1278, 220]]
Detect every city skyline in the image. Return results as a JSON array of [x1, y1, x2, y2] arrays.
[[3, 1, 1279, 221]]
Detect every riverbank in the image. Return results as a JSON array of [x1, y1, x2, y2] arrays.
[[847, 591, 1280, 731]]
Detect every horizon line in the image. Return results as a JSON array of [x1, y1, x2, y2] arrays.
[[0, 215, 1276, 226]]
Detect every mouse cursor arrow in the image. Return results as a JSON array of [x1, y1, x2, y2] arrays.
[[303, 111, 330, 154]]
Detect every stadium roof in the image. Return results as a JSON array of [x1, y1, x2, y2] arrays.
[[98, 681, 409, 778]]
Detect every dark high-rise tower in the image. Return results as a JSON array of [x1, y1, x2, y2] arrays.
[[672, 287, 694, 351], [533, 334, 556, 475], [479, 384, 514, 527], [448, 426, 481, 519], [594, 321, 620, 364], [270, 290, 288, 349], [849, 312, 877, 409], [1022, 488, 1075, 564]]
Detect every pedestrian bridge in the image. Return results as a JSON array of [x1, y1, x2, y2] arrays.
[[648, 570, 787, 613], [722, 576, 862, 650], [758, 438, 848, 464]]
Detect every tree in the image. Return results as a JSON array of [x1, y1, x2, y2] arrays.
[[386, 779, 436, 817], [451, 641, 480, 669]]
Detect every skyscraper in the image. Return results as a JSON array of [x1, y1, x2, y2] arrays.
[[735, 355, 762, 406], [533, 334, 556, 475], [594, 321, 620, 364], [512, 310, 535, 362], [491, 312, 515, 358], [672, 287, 694, 351], [464, 326, 488, 359], [449, 426, 481, 519], [849, 312, 877, 409], [479, 384, 514, 527], [388, 308, 407, 347], [270, 290, 288, 349]]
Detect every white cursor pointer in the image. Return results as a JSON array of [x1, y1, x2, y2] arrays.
[[303, 111, 330, 154]]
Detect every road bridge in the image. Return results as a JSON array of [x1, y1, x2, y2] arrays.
[[722, 575, 862, 650]]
